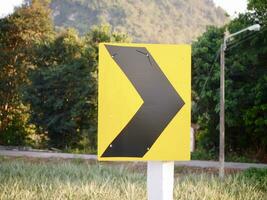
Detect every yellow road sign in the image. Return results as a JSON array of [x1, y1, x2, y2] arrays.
[[98, 43, 191, 161]]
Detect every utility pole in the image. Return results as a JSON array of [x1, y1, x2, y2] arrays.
[[219, 42, 225, 178], [218, 24, 260, 179]]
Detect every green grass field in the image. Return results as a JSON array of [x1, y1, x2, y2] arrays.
[[0, 157, 266, 200]]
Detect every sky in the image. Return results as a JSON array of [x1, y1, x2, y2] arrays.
[[0, 0, 24, 18], [213, 0, 248, 17], [0, 0, 248, 18]]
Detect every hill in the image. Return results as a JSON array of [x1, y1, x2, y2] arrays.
[[51, 0, 228, 43]]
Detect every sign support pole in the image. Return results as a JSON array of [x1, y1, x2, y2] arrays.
[[147, 161, 174, 200]]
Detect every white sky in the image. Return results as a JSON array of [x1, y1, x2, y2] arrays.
[[213, 0, 248, 17], [0, 0, 24, 18], [0, 0, 248, 18]]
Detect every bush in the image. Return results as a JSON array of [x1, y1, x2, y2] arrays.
[[191, 147, 216, 160], [0, 114, 31, 146]]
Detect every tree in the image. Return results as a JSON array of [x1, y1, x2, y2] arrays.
[[224, 13, 267, 155], [0, 0, 53, 144], [24, 29, 92, 148], [248, 0, 267, 23], [24, 25, 130, 149], [192, 26, 225, 152]]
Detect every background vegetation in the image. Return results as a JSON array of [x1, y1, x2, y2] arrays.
[[0, 0, 130, 151], [49, 0, 227, 43], [0, 0, 266, 162]]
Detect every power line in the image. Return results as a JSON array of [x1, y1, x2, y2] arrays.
[[199, 25, 266, 97], [227, 25, 267, 51], [200, 48, 220, 96]]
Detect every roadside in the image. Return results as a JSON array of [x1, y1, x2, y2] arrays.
[[1, 149, 267, 170]]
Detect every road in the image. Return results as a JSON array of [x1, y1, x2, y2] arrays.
[[0, 150, 267, 170]]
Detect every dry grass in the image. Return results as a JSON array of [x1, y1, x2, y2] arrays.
[[0, 156, 266, 200]]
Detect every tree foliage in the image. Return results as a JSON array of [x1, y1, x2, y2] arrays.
[[248, 0, 267, 23], [23, 25, 130, 149], [23, 29, 92, 148], [192, 26, 224, 151], [0, 0, 53, 144]]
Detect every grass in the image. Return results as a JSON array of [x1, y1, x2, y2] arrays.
[[0, 156, 266, 200]]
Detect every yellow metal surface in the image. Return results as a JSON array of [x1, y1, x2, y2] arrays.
[[98, 43, 191, 161]]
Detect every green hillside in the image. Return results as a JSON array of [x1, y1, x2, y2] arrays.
[[51, 0, 228, 43]]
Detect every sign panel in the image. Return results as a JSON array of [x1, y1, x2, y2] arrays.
[[98, 43, 191, 161]]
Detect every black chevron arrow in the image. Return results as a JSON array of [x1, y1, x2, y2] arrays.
[[101, 45, 185, 157]]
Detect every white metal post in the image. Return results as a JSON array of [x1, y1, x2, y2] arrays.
[[147, 161, 174, 200]]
